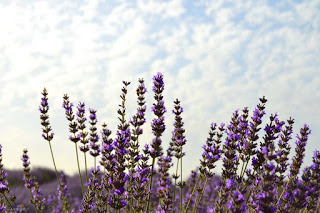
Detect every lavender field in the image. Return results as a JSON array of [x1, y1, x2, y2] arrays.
[[0, 72, 319, 213]]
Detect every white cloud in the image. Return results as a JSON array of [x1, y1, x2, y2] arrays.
[[0, 0, 319, 180], [137, 0, 185, 19]]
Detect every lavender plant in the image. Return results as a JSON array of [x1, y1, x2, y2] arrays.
[[146, 72, 167, 213], [0, 145, 16, 212], [39, 88, 69, 211], [0, 73, 318, 213], [62, 94, 84, 196], [22, 149, 45, 212]]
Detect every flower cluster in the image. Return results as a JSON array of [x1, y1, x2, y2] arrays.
[[0, 73, 319, 213], [21, 149, 46, 212]]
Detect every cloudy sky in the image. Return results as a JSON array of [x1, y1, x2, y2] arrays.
[[0, 0, 319, 179]]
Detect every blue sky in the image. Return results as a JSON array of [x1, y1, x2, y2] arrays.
[[0, 0, 319, 179]]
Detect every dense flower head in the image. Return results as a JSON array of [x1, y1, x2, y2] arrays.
[[21, 149, 46, 211], [76, 102, 90, 153], [63, 94, 80, 143], [199, 122, 224, 178], [131, 144, 151, 212], [21, 149, 33, 189], [89, 108, 100, 158], [221, 110, 241, 182], [157, 154, 173, 204], [0, 145, 9, 195], [171, 99, 187, 160], [108, 81, 132, 210], [100, 123, 114, 171], [275, 117, 294, 187], [289, 124, 311, 178], [40, 88, 54, 142], [150, 73, 166, 159]]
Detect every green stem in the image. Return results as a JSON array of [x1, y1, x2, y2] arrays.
[[278, 177, 292, 206], [3, 193, 16, 213], [29, 189, 38, 213], [146, 157, 156, 213], [84, 152, 88, 183], [240, 159, 250, 180], [184, 177, 201, 212], [48, 141, 68, 211], [180, 153, 183, 213], [191, 187, 200, 213], [194, 177, 208, 213], [75, 143, 84, 196], [48, 141, 62, 187], [172, 158, 180, 213]]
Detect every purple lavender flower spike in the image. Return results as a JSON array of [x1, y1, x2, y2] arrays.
[[88, 108, 100, 168], [63, 94, 84, 195], [108, 81, 131, 210], [150, 72, 166, 158], [40, 88, 54, 142], [304, 150, 320, 211], [131, 144, 151, 212], [289, 124, 311, 178], [40, 88, 68, 210], [170, 99, 187, 212], [275, 117, 294, 188], [147, 72, 167, 213], [157, 152, 173, 212], [127, 78, 147, 210], [0, 145, 16, 213], [21, 149, 46, 212]]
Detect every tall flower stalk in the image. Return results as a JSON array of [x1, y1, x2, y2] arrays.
[[146, 72, 167, 213], [39, 88, 69, 212], [128, 78, 147, 211], [77, 102, 90, 182], [108, 81, 131, 210], [0, 145, 16, 213], [62, 94, 84, 196], [157, 148, 173, 212], [100, 122, 114, 213], [278, 124, 311, 207], [21, 149, 43, 213], [193, 122, 224, 212], [171, 99, 187, 213], [89, 108, 100, 169]]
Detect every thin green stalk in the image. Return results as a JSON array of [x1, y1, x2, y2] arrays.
[[172, 158, 180, 213], [29, 189, 38, 213], [180, 151, 183, 213], [246, 188, 253, 204], [278, 177, 292, 206], [74, 143, 84, 196], [191, 187, 200, 213], [84, 152, 88, 182], [194, 178, 208, 212], [3, 193, 16, 213], [184, 177, 201, 212], [158, 197, 163, 209], [48, 141, 68, 211], [245, 170, 258, 204], [146, 157, 156, 213], [48, 141, 62, 187], [240, 158, 250, 180]]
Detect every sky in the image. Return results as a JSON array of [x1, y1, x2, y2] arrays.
[[0, 0, 319, 180]]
